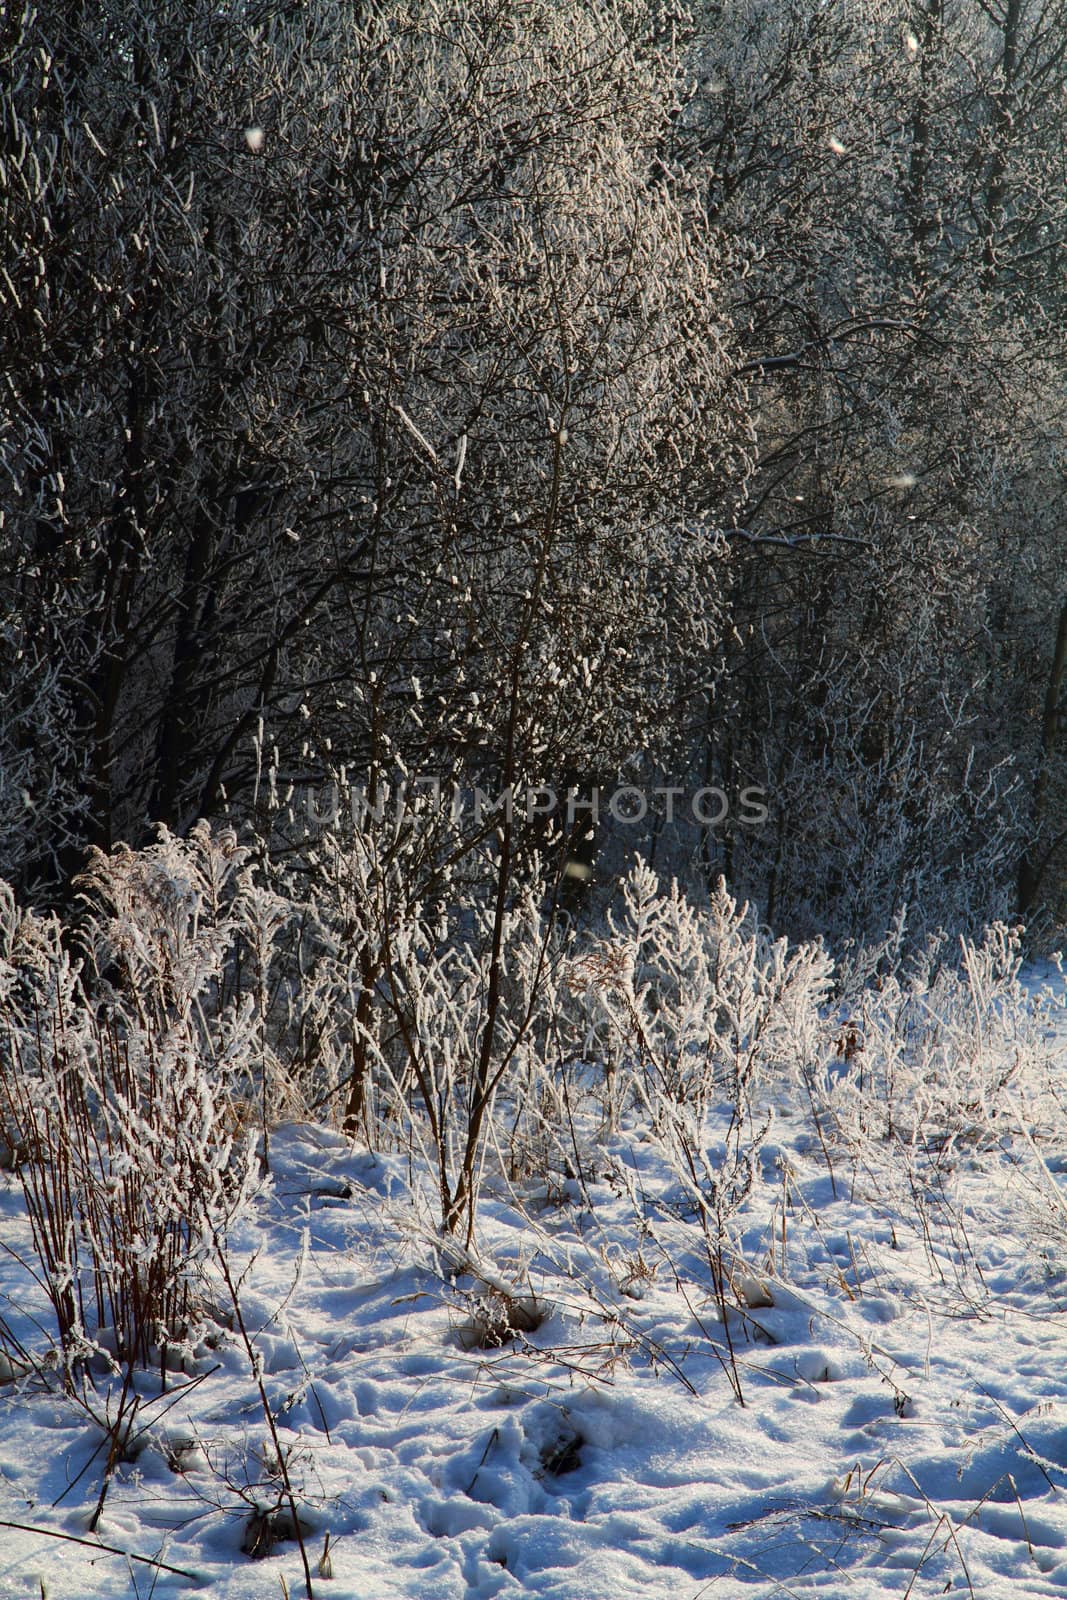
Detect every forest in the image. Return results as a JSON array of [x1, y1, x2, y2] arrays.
[[2, 3, 1067, 1596], [3, 0, 1065, 939]]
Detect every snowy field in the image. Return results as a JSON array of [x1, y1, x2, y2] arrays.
[[3, 941, 1067, 1599]]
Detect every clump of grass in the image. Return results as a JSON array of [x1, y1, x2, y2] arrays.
[[1, 1011, 251, 1377], [0, 834, 259, 1384], [455, 1286, 547, 1350]]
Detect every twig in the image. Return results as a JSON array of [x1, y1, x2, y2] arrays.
[[211, 1234, 315, 1600], [0, 1518, 203, 1582], [465, 1427, 499, 1495]]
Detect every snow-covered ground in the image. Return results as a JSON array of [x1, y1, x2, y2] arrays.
[[3, 964, 1067, 1599]]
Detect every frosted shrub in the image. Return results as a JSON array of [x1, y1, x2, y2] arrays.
[[733, 649, 1026, 948], [77, 822, 245, 1022], [81, 821, 303, 1121], [566, 863, 832, 1397], [570, 860, 833, 1125], [286, 793, 424, 1139], [827, 923, 1067, 1154], [382, 889, 560, 1219], [296, 795, 566, 1236], [0, 827, 262, 1376]]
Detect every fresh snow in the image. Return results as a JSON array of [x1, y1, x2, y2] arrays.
[[3, 973, 1067, 1599]]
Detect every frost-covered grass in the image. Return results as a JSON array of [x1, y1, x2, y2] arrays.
[[3, 838, 1067, 1597], [5, 1079, 1067, 1598]]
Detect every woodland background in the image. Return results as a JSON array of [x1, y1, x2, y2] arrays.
[[2, 0, 1066, 947]]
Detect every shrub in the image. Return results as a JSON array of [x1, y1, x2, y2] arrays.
[[0, 827, 259, 1378]]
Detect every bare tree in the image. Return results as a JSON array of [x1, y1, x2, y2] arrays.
[[663, 0, 1067, 938], [1, 0, 751, 903]]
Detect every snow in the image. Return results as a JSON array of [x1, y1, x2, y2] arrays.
[[4, 975, 1067, 1599]]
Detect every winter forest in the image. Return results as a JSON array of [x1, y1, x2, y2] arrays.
[[3, 2, 1067, 1596]]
